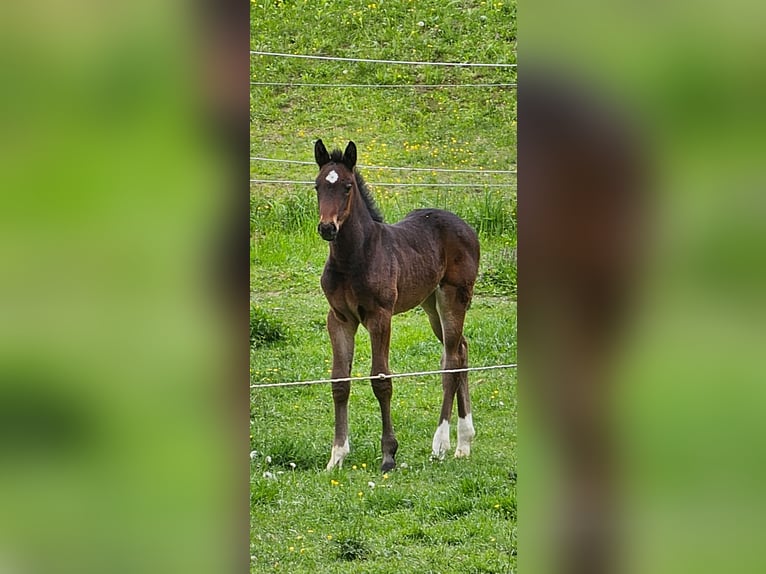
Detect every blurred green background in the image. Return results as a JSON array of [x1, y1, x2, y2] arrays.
[[0, 2, 240, 573], [521, 1, 766, 573]]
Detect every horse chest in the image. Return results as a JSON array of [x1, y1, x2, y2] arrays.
[[321, 267, 394, 322]]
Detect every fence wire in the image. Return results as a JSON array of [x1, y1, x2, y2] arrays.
[[251, 81, 516, 89], [250, 50, 517, 68], [250, 156, 516, 174], [250, 363, 517, 389], [250, 179, 516, 188]]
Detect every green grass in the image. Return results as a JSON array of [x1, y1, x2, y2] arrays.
[[251, 1, 516, 572], [250, 305, 288, 348]]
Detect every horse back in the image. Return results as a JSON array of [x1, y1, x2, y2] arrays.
[[398, 208, 480, 265]]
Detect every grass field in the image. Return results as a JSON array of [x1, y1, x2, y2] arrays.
[[251, 1, 516, 571]]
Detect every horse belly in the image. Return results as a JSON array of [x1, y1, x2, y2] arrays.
[[385, 232, 446, 313], [392, 260, 443, 314], [393, 291, 433, 315]]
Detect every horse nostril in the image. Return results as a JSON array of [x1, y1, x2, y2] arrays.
[[318, 222, 338, 241]]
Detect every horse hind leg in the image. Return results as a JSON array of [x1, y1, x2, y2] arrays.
[[421, 292, 444, 344], [454, 335, 475, 458], [326, 310, 358, 470], [423, 293, 451, 458], [430, 284, 475, 460]]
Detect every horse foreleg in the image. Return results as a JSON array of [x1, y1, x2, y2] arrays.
[[367, 311, 398, 472], [326, 310, 358, 470]]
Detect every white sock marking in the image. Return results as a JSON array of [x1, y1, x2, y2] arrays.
[[431, 420, 450, 459], [325, 169, 339, 183], [326, 438, 349, 470], [455, 413, 475, 458]]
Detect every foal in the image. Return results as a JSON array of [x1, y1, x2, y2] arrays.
[[314, 139, 480, 472]]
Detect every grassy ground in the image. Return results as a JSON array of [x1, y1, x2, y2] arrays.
[[251, 1, 516, 572]]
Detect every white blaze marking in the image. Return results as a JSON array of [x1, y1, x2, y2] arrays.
[[455, 413, 475, 458], [325, 169, 339, 183], [326, 437, 350, 470], [431, 420, 450, 460]]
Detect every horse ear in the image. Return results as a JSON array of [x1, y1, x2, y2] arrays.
[[342, 141, 357, 170], [315, 139, 331, 167]]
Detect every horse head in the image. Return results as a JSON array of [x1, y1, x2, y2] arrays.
[[314, 139, 357, 241]]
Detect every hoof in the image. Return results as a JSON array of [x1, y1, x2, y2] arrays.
[[455, 414, 475, 459], [454, 445, 471, 458], [381, 457, 396, 472], [431, 419, 450, 460], [326, 439, 350, 471]]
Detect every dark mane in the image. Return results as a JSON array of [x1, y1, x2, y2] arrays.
[[353, 170, 384, 223], [330, 148, 384, 222]]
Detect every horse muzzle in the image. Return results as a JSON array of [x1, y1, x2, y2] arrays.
[[318, 221, 338, 241]]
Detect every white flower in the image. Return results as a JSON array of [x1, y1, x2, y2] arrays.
[[367, 481, 376, 489], [262, 471, 275, 479], [399, 462, 408, 469], [289, 462, 296, 469], [417, 21, 425, 27], [265, 455, 272, 464], [249, 450, 259, 460]]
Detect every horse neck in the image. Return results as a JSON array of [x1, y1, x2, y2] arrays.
[[329, 186, 376, 262]]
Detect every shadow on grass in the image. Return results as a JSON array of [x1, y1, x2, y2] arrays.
[[334, 535, 370, 561]]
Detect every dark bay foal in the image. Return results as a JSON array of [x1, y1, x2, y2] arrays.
[[314, 139, 480, 472]]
